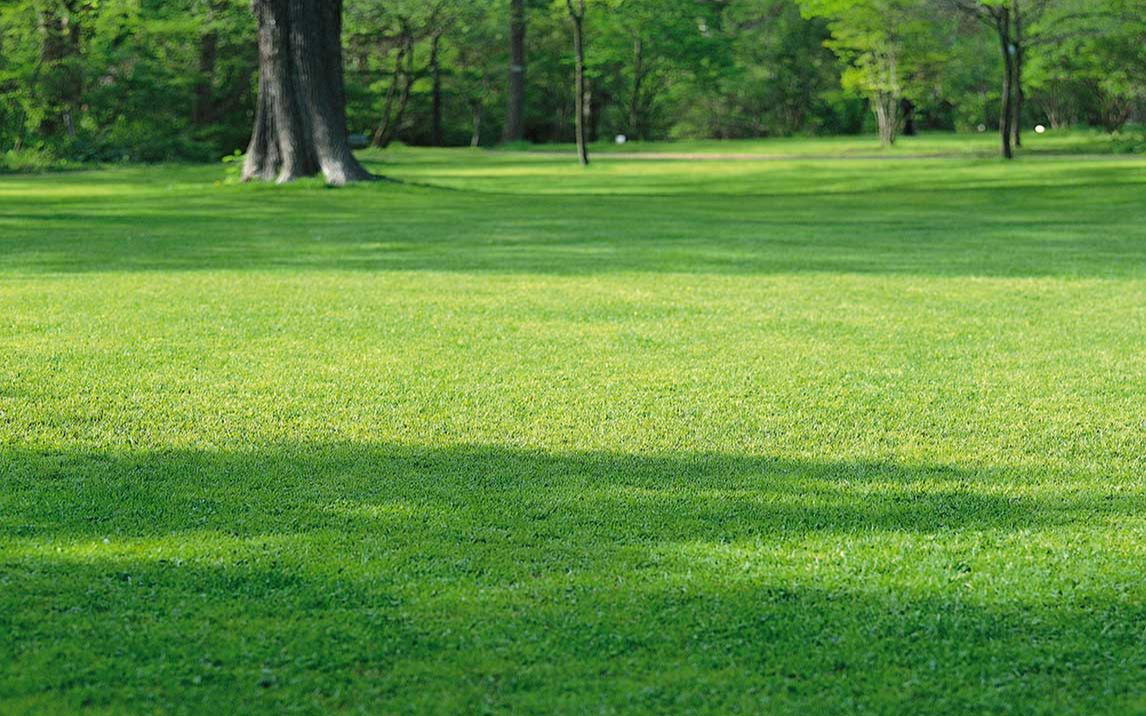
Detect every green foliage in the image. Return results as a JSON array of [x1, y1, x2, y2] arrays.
[[0, 146, 71, 173], [0, 0, 254, 161], [0, 0, 1143, 159], [666, 1, 858, 138], [219, 148, 245, 184], [798, 0, 953, 143], [1025, 1, 1146, 131]]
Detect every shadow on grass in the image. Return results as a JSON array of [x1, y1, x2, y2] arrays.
[[2, 443, 1143, 711], [4, 555, 1142, 713], [4, 443, 1139, 542]]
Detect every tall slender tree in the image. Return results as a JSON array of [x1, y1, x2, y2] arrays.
[[504, 0, 527, 142], [429, 30, 443, 146], [371, 19, 415, 149], [242, 0, 372, 185], [940, 0, 1018, 158], [1011, 0, 1024, 147], [192, 0, 224, 129], [565, 0, 589, 166]]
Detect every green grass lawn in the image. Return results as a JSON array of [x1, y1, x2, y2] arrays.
[[501, 125, 1146, 157], [2, 137, 1145, 713]]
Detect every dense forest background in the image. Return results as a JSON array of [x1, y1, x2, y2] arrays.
[[1, 0, 1143, 164]]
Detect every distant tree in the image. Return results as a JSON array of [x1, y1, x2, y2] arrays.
[[1024, 0, 1146, 132], [671, 1, 851, 139], [799, 0, 935, 146], [450, 3, 505, 147], [347, 0, 456, 149], [935, 0, 1024, 157], [242, 0, 371, 184], [589, 0, 726, 141], [0, 0, 256, 160], [30, 0, 85, 139], [937, 0, 1131, 158], [3, 0, 1144, 161]]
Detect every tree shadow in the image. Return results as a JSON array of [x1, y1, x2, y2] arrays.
[[4, 443, 1138, 544], [3, 443, 1143, 711]]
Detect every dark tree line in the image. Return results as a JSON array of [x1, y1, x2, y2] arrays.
[[1, 0, 1143, 177]]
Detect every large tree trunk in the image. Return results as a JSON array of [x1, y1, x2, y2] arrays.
[[243, 0, 372, 185], [567, 0, 589, 166], [503, 0, 527, 142]]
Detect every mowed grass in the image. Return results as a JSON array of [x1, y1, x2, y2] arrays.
[[1, 137, 1145, 713], [502, 125, 1146, 157]]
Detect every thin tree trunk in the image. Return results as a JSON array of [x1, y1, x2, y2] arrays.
[[872, 50, 900, 147], [373, 38, 407, 148], [243, 0, 373, 185], [373, 32, 414, 149], [874, 92, 897, 147], [995, 8, 1014, 160], [900, 99, 916, 136], [567, 0, 589, 166], [430, 32, 443, 146], [587, 77, 599, 143], [193, 2, 220, 128], [628, 37, 643, 139], [1011, 0, 1024, 148], [470, 100, 483, 147], [388, 42, 416, 146], [503, 0, 526, 142]]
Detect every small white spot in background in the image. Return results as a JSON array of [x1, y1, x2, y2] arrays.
[[977, 124, 987, 133], [1034, 125, 1046, 134], [615, 135, 627, 145]]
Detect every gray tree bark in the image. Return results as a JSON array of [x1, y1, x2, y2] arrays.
[[243, 0, 373, 185], [874, 92, 899, 147]]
